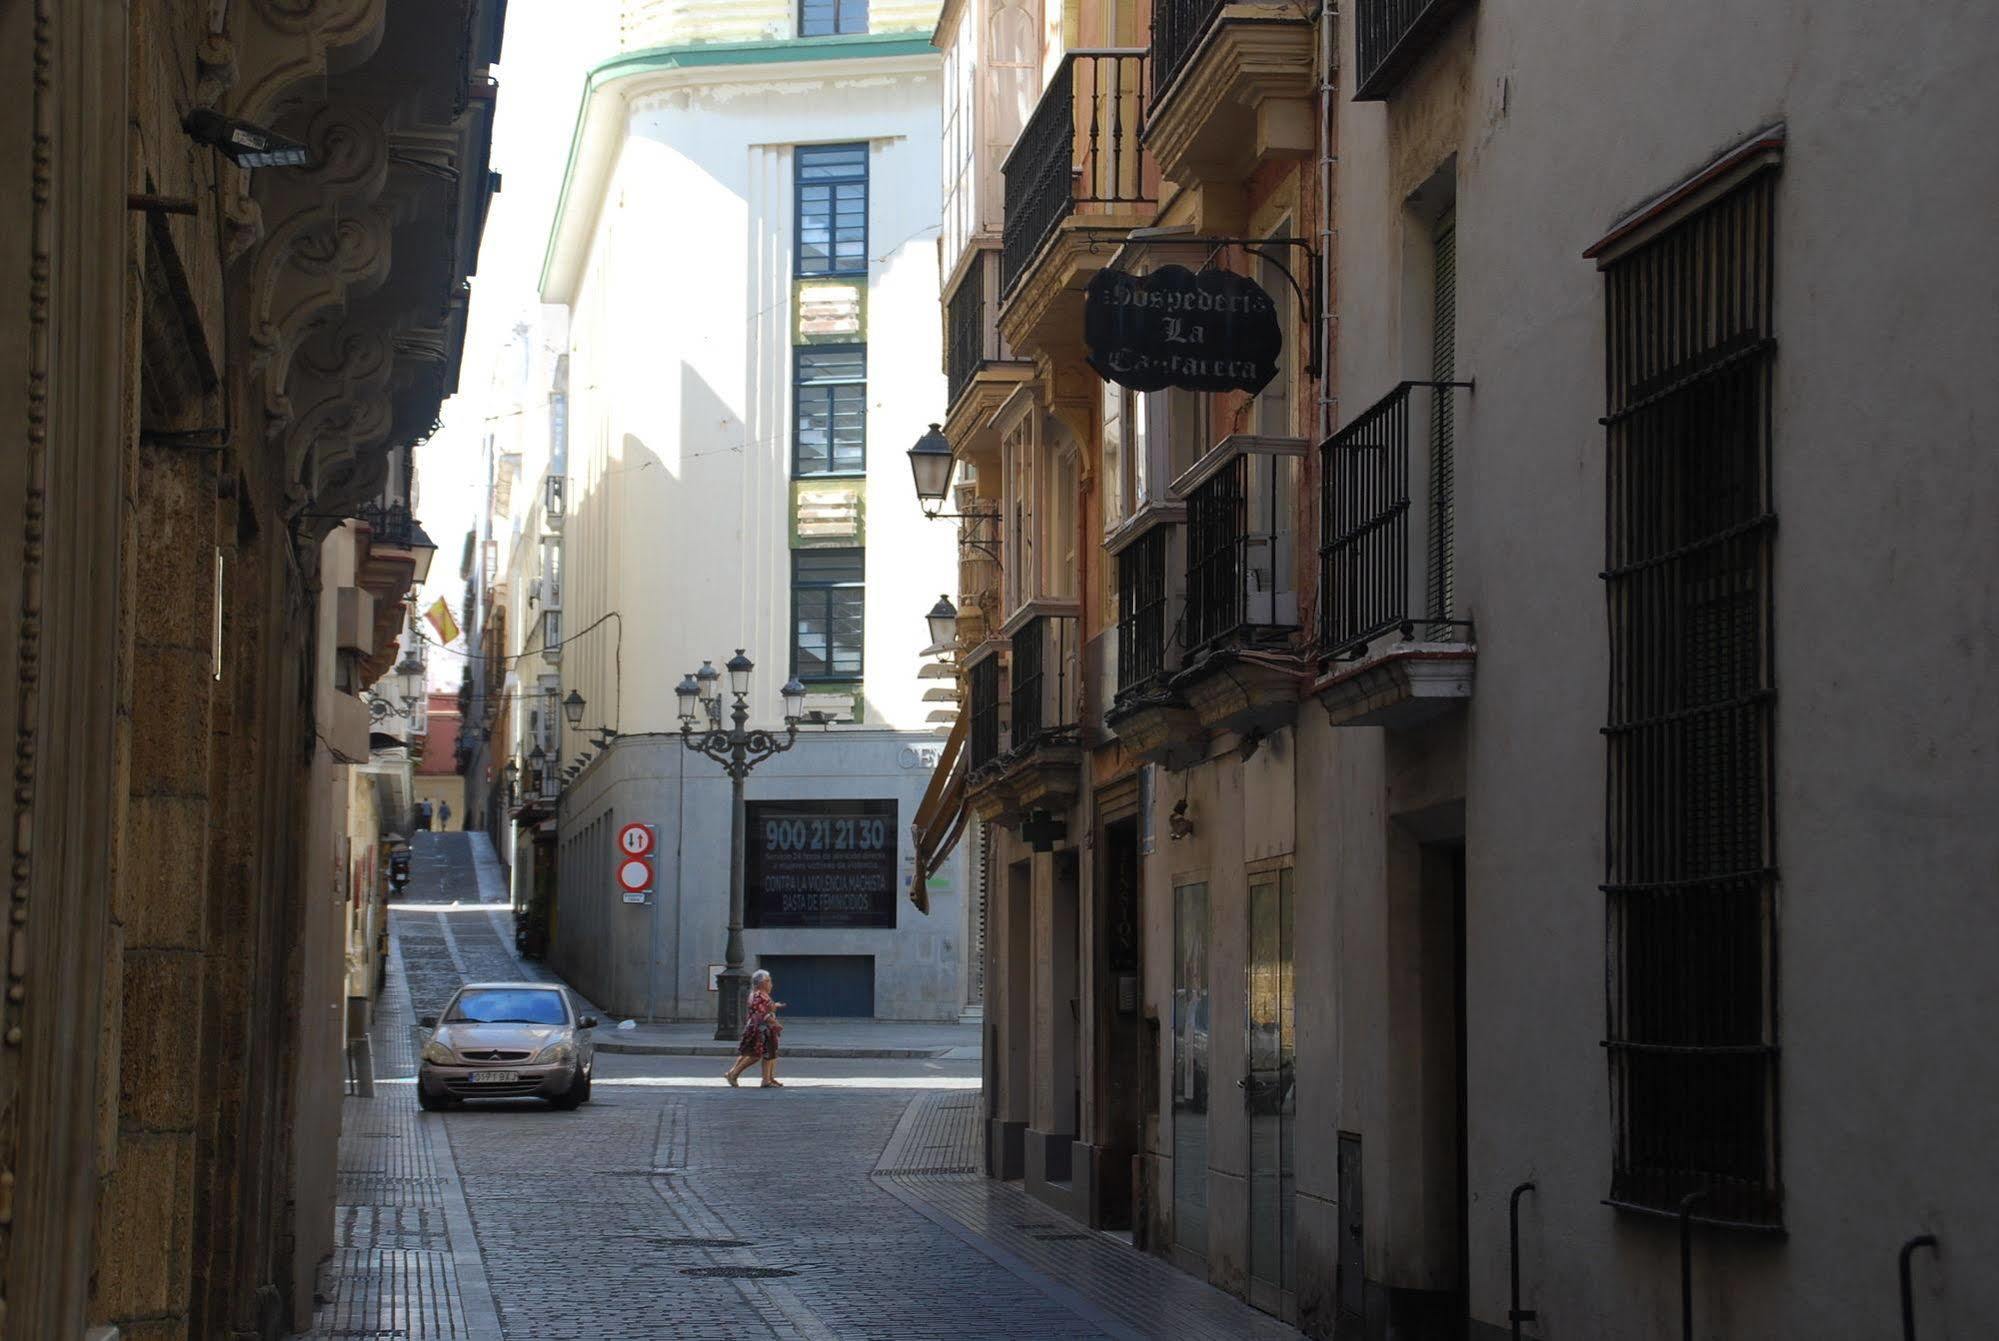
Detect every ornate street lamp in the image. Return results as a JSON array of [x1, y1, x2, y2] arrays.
[[924, 595, 958, 654], [563, 689, 586, 726], [679, 648, 806, 1040], [907, 423, 954, 517]]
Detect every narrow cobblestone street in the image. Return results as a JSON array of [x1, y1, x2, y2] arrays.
[[304, 835, 1300, 1340]]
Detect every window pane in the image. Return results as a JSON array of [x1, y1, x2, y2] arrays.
[[793, 549, 865, 679], [796, 146, 868, 275], [795, 348, 866, 476]]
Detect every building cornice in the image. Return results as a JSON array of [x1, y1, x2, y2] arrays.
[[539, 34, 940, 302]]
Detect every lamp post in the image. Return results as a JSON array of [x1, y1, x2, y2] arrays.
[[677, 650, 808, 1040]]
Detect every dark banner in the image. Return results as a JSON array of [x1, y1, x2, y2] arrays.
[[745, 799, 898, 929], [1084, 263, 1282, 395]]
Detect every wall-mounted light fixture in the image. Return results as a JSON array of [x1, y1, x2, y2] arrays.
[[182, 108, 311, 169]]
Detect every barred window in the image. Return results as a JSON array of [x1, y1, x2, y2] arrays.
[[796, 143, 868, 276], [792, 549, 864, 682], [1601, 166, 1780, 1227], [795, 346, 866, 476], [800, 0, 868, 38]]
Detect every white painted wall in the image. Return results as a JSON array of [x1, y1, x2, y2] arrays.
[[542, 43, 966, 1019]]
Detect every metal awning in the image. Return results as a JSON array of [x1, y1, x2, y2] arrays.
[[907, 711, 969, 913]]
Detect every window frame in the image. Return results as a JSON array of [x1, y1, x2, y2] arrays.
[[792, 344, 868, 478], [790, 547, 866, 684], [798, 0, 869, 38], [794, 142, 870, 278]]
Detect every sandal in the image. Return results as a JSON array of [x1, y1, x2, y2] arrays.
[[761, 1080, 784, 1088]]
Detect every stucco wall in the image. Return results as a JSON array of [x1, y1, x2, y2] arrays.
[[1331, 2, 1999, 1335]]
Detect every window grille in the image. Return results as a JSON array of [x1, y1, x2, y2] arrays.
[[1602, 167, 1780, 1227], [1426, 211, 1457, 623], [1010, 615, 1049, 747], [800, 0, 867, 38], [794, 346, 867, 476], [968, 655, 1003, 771], [796, 143, 868, 276], [1116, 527, 1170, 696], [792, 548, 865, 681]]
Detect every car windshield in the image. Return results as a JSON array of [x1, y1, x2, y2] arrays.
[[446, 988, 568, 1025]]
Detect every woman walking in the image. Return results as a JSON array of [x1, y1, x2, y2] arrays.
[[724, 969, 784, 1088]]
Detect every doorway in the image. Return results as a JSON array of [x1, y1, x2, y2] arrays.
[[1246, 866, 1296, 1313], [1172, 879, 1210, 1258], [756, 954, 875, 1017], [1096, 815, 1143, 1229]]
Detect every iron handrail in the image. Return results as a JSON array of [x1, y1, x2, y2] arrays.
[[1508, 1181, 1537, 1340], [1900, 1234, 1938, 1341]]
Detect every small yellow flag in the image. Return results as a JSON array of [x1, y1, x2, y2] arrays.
[[424, 596, 459, 646]]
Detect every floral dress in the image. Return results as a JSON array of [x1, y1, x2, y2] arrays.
[[737, 989, 782, 1059]]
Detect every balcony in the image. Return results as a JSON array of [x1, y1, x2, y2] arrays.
[[1144, 0, 1317, 187], [997, 50, 1155, 362], [1105, 523, 1208, 768], [968, 651, 1004, 775], [943, 251, 1032, 452], [1353, 0, 1475, 101], [1166, 435, 1310, 736], [1315, 381, 1475, 728], [966, 612, 1083, 825]]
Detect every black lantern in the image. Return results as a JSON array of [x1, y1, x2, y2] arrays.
[[907, 423, 953, 512], [563, 689, 586, 726], [781, 677, 807, 723], [726, 649, 754, 698], [675, 673, 701, 724], [925, 595, 958, 650]]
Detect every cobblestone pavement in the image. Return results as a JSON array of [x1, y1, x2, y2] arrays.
[[307, 834, 1302, 1340]]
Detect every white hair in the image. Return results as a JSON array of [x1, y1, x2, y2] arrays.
[[751, 969, 771, 987]]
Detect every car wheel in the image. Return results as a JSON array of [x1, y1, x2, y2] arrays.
[[549, 1067, 589, 1110], [418, 1082, 448, 1113]]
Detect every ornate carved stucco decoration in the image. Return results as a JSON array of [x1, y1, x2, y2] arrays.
[[230, 0, 387, 132], [239, 103, 398, 427], [284, 327, 396, 518]]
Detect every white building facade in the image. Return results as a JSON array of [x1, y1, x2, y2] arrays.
[[537, 10, 970, 1020]]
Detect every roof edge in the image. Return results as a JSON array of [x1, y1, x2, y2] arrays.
[[538, 33, 940, 300]]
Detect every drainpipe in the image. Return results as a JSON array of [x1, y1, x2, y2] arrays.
[[1316, 0, 1339, 442]]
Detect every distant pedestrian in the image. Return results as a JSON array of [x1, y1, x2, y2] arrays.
[[724, 970, 784, 1088], [438, 800, 452, 831], [415, 800, 433, 832]]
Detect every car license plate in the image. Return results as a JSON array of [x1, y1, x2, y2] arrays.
[[471, 1070, 520, 1084]]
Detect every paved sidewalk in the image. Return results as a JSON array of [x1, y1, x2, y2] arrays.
[[873, 1094, 1302, 1341], [299, 922, 500, 1339]]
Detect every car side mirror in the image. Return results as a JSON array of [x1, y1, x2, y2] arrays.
[[419, 1015, 438, 1028], [579, 1015, 599, 1030]]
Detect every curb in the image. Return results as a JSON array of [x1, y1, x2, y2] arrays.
[[595, 1041, 953, 1059]]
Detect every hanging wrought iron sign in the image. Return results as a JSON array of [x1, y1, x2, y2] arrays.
[[1084, 263, 1283, 395]]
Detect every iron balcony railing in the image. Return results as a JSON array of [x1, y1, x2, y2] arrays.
[[1000, 50, 1151, 297], [1185, 452, 1297, 651], [1116, 526, 1171, 696], [1008, 613, 1078, 750], [1151, 0, 1225, 100], [1354, 0, 1475, 101], [945, 252, 1020, 411], [968, 654, 1003, 772], [945, 262, 986, 410], [1318, 380, 1471, 656]]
